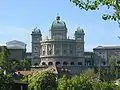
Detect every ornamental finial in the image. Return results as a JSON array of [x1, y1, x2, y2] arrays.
[[56, 13, 60, 21]]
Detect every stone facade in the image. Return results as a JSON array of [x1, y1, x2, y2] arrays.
[[6, 40, 26, 60], [84, 52, 94, 66], [0, 40, 26, 61], [31, 28, 42, 65], [31, 16, 85, 70], [93, 46, 120, 67], [1, 16, 120, 75], [30, 16, 120, 74]]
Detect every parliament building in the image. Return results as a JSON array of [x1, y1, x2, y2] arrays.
[[1, 16, 120, 75]]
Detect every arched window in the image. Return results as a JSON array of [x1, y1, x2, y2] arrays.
[[34, 63, 38, 66], [102, 61, 106, 65], [70, 62, 74, 65], [63, 62, 68, 65], [63, 50, 67, 54], [117, 61, 120, 64], [43, 50, 45, 55], [48, 62, 53, 65], [56, 62, 60, 65], [49, 50, 52, 55], [78, 62, 82, 65], [42, 62, 46, 65], [70, 50, 73, 54]]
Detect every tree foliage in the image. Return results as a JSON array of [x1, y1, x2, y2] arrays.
[[0, 48, 10, 70], [57, 69, 119, 90], [0, 70, 14, 90], [22, 71, 57, 90], [20, 59, 31, 70], [21, 69, 120, 90], [0, 49, 31, 72], [70, 0, 120, 25]]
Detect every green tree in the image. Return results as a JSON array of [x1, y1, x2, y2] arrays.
[[57, 69, 97, 90], [0, 47, 10, 71], [10, 60, 21, 71], [0, 70, 14, 90], [108, 55, 118, 81], [22, 71, 57, 90], [70, 0, 120, 25], [98, 55, 118, 82], [92, 81, 117, 90], [57, 75, 69, 90], [20, 59, 31, 70]]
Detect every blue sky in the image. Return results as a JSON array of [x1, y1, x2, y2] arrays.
[[0, 0, 120, 52]]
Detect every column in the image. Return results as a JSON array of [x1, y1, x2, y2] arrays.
[[53, 44, 54, 55]]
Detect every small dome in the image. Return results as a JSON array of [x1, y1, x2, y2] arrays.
[[76, 27, 84, 34], [32, 27, 41, 33], [51, 16, 67, 30]]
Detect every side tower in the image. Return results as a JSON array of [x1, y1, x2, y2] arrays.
[[31, 27, 42, 66], [75, 27, 85, 66]]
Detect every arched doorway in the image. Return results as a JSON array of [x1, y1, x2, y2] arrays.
[[63, 61, 68, 65], [48, 62, 53, 65], [42, 62, 46, 65], [56, 62, 60, 65], [70, 62, 74, 65]]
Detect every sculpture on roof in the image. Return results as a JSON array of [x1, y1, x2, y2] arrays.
[[32, 27, 41, 33]]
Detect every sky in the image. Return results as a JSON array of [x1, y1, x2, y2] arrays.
[[0, 0, 120, 52]]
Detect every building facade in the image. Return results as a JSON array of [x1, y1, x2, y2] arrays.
[[84, 52, 94, 66], [31, 16, 85, 69], [1, 16, 119, 74], [93, 46, 120, 67], [6, 40, 26, 60]]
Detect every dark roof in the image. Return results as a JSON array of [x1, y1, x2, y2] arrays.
[[26, 52, 32, 55], [93, 46, 120, 50], [84, 52, 93, 54]]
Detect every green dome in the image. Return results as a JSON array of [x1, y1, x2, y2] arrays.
[[51, 16, 67, 30], [76, 27, 84, 34]]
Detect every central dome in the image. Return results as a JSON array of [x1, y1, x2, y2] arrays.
[[51, 16, 67, 30]]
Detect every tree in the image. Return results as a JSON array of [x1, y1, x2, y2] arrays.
[[57, 69, 97, 90], [70, 0, 120, 25], [92, 81, 117, 90], [22, 71, 57, 90], [96, 55, 118, 82], [57, 75, 70, 90], [20, 59, 31, 70], [108, 55, 118, 81], [0, 47, 10, 71], [0, 70, 14, 90]]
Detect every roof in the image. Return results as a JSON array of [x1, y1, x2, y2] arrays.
[[15, 71, 36, 76], [84, 52, 94, 54], [16, 65, 71, 76], [93, 46, 120, 50], [76, 27, 84, 34], [51, 16, 67, 31], [32, 27, 42, 34], [6, 40, 26, 49], [26, 52, 32, 55], [6, 40, 26, 45]]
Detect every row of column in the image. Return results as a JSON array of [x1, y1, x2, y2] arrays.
[[40, 43, 75, 56]]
